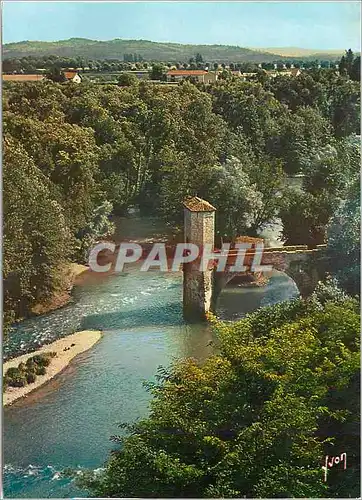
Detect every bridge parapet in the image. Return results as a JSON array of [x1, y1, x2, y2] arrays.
[[182, 196, 327, 320], [211, 244, 327, 306]]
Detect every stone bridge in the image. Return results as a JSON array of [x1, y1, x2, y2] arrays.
[[182, 196, 327, 321]]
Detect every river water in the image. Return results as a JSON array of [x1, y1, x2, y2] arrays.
[[3, 217, 298, 498]]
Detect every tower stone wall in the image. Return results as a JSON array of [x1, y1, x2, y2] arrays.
[[182, 197, 325, 322], [183, 197, 216, 321]]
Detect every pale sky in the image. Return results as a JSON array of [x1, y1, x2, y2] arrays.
[[3, 1, 361, 50]]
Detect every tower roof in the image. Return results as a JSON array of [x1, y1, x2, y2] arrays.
[[183, 196, 216, 212]]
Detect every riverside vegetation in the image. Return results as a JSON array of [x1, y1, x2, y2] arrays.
[[3, 53, 360, 329], [3, 352, 56, 390], [79, 283, 360, 498], [3, 51, 360, 497]]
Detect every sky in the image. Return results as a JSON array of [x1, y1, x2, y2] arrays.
[[2, 1, 361, 50]]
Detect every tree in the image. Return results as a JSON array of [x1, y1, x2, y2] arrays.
[[209, 155, 285, 239], [339, 55, 348, 77], [211, 156, 264, 239], [46, 65, 66, 83], [339, 49, 359, 80], [80, 296, 360, 498], [272, 106, 333, 175], [330, 80, 360, 137], [149, 63, 166, 81], [211, 79, 287, 154], [195, 53, 203, 64], [266, 71, 329, 112], [3, 135, 71, 325], [350, 56, 360, 82], [123, 53, 134, 63], [280, 137, 359, 247], [326, 179, 360, 296], [117, 72, 138, 87], [75, 201, 114, 262], [279, 188, 336, 246], [345, 49, 354, 74]]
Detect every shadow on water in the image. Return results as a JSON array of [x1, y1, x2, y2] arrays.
[[216, 270, 299, 322], [3, 216, 299, 499], [3, 265, 213, 498], [80, 301, 183, 330]]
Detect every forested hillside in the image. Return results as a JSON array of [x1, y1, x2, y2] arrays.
[[3, 63, 360, 330], [3, 37, 344, 63]]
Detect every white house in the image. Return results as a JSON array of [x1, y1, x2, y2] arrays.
[[64, 71, 82, 83]]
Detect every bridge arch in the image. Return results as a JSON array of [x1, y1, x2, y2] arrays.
[[211, 250, 324, 310], [182, 196, 326, 321]]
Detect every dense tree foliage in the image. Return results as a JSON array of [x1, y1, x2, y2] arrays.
[[3, 53, 360, 497], [279, 139, 360, 246], [3, 136, 71, 325], [5, 50, 358, 80], [3, 61, 360, 325], [326, 179, 360, 296], [80, 292, 360, 498], [2, 43, 344, 72], [339, 49, 360, 81]]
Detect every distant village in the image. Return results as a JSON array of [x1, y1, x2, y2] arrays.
[[2, 59, 341, 85]]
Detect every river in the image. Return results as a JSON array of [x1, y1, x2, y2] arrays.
[[3, 216, 298, 498]]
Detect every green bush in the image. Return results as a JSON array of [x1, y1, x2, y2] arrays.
[[26, 366, 37, 376], [30, 354, 47, 366], [25, 359, 36, 372], [6, 367, 20, 378], [26, 372, 37, 384], [12, 377, 27, 388], [6, 367, 27, 388], [30, 352, 54, 367], [81, 295, 360, 498], [35, 365, 46, 376], [4, 352, 55, 391]]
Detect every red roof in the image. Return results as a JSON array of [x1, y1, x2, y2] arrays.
[[2, 74, 45, 82], [64, 71, 78, 79], [183, 196, 216, 212], [167, 70, 208, 76]]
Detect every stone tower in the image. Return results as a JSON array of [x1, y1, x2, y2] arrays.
[[183, 196, 216, 321]]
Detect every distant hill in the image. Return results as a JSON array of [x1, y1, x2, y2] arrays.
[[2, 38, 344, 62], [254, 47, 346, 58]]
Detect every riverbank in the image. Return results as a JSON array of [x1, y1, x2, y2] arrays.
[[31, 263, 89, 316], [3, 330, 102, 407]]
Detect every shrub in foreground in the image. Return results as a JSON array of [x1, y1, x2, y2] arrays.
[[80, 295, 360, 498]]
